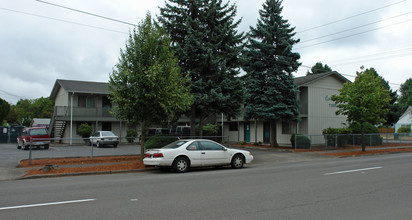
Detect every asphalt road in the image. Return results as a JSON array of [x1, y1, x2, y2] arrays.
[[1, 152, 412, 219]]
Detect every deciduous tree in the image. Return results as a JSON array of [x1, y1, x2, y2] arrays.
[[109, 14, 192, 155], [332, 67, 391, 151]]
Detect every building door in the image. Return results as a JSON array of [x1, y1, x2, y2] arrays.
[[263, 122, 270, 144], [244, 123, 250, 142], [102, 122, 112, 131]]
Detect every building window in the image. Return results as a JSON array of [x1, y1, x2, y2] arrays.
[[78, 95, 96, 108], [102, 96, 112, 108], [229, 122, 238, 131], [78, 96, 86, 107]]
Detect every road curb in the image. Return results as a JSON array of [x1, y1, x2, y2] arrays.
[[19, 168, 154, 180]]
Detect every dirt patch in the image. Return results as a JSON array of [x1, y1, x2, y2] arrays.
[[20, 155, 147, 177], [319, 148, 412, 157]]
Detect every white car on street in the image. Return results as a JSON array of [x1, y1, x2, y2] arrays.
[[143, 139, 254, 172]]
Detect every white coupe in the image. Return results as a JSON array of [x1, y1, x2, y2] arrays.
[[143, 139, 254, 173]]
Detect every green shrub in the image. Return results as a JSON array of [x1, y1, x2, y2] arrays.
[[291, 134, 311, 149], [238, 141, 246, 145], [145, 134, 177, 149], [203, 123, 219, 136], [349, 122, 382, 146], [78, 123, 92, 138], [397, 126, 411, 133], [322, 127, 351, 147], [126, 129, 137, 143], [253, 141, 263, 146]]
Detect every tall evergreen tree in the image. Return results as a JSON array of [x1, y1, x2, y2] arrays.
[[306, 62, 333, 75], [398, 78, 412, 113], [0, 98, 10, 124], [369, 68, 400, 126], [243, 0, 300, 147], [159, 0, 245, 136]]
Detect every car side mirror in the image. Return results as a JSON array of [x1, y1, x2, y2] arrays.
[[223, 148, 228, 151]]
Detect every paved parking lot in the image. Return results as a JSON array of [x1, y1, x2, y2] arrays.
[[1, 143, 141, 165], [0, 143, 142, 180]]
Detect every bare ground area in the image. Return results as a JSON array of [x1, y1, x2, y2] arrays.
[[19, 155, 147, 177]]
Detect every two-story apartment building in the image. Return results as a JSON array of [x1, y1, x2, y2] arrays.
[[49, 79, 129, 143], [222, 71, 350, 145], [50, 72, 349, 145]]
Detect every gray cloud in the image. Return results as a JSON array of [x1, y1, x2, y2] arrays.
[[0, 0, 410, 104]]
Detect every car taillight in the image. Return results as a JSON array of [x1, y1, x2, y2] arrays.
[[144, 153, 151, 158], [152, 153, 163, 158]]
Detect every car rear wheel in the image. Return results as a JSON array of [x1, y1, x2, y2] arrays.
[[231, 154, 244, 169], [173, 157, 189, 173]]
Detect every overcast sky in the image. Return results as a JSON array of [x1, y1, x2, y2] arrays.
[[1, 0, 411, 104]]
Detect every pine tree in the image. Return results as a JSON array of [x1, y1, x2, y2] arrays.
[[243, 0, 300, 147], [159, 0, 244, 136]]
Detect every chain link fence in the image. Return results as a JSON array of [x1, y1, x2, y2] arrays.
[[20, 136, 230, 164], [294, 133, 412, 150]]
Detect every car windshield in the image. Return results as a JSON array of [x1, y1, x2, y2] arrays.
[[101, 131, 116, 136], [29, 128, 48, 135], [162, 140, 188, 149]]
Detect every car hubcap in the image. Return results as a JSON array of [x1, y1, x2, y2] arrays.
[[234, 157, 242, 167], [177, 160, 187, 171]]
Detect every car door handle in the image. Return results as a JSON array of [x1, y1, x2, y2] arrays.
[[201, 152, 205, 154]]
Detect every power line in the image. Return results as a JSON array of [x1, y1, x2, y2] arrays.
[[0, 89, 32, 100], [0, 7, 129, 34], [295, 18, 412, 50], [329, 50, 412, 67], [299, 11, 412, 44], [297, 0, 407, 33], [327, 47, 412, 63], [36, 0, 137, 26]]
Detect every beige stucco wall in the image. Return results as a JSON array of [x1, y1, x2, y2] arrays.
[[54, 88, 69, 106], [306, 76, 347, 144]]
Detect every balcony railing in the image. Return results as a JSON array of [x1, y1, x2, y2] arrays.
[[54, 106, 114, 118]]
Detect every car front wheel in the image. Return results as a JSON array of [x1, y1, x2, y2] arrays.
[[173, 157, 189, 173], [231, 154, 244, 169]]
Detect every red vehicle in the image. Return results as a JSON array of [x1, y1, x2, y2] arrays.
[[17, 127, 51, 150]]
